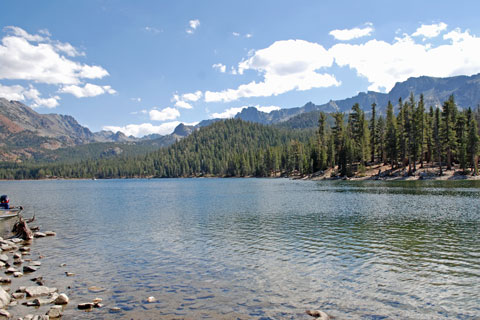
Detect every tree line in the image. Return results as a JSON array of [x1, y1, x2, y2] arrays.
[[0, 94, 478, 179]]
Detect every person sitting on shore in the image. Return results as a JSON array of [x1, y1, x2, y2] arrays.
[[0, 195, 10, 209]]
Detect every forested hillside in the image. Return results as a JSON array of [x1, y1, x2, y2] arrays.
[[1, 94, 479, 180]]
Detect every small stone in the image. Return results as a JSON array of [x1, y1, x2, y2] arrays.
[[109, 307, 121, 313], [0, 287, 10, 309], [13, 259, 23, 265], [5, 267, 17, 274], [24, 315, 34, 320], [13, 272, 23, 278], [47, 305, 62, 318], [65, 272, 74, 277], [94, 303, 103, 308], [30, 261, 41, 267], [10, 238, 22, 243], [78, 302, 94, 310], [305, 310, 330, 319], [16, 286, 26, 293], [19, 247, 30, 252], [33, 232, 46, 238], [54, 293, 69, 305], [59, 263, 66, 267], [0, 278, 11, 284], [8, 300, 16, 306], [12, 292, 24, 299], [44, 231, 56, 237], [88, 286, 105, 292], [0, 309, 11, 319], [146, 296, 155, 303], [13, 253, 22, 259], [92, 297, 102, 304], [23, 266, 38, 273], [0, 262, 4, 268], [0, 255, 8, 262]]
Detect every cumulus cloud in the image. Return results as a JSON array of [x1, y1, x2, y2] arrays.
[[103, 121, 199, 137], [181, 90, 202, 102], [330, 27, 480, 92], [0, 26, 113, 107], [212, 63, 226, 73], [60, 83, 116, 98], [329, 24, 374, 41], [0, 83, 25, 101], [205, 39, 339, 102], [149, 107, 180, 121], [0, 83, 60, 108], [186, 19, 200, 34], [210, 105, 281, 118], [412, 22, 447, 38], [0, 27, 108, 85]]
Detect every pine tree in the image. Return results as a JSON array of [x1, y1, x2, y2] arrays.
[[467, 108, 479, 175], [385, 101, 397, 169], [441, 95, 457, 170], [370, 102, 376, 163]]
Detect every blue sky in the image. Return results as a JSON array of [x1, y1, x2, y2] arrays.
[[1, 1, 480, 136]]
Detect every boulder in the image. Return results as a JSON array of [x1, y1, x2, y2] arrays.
[[0, 287, 10, 308], [33, 232, 46, 238], [0, 255, 8, 262], [54, 293, 69, 305], [25, 286, 58, 297], [13, 271, 23, 278], [47, 305, 62, 318]]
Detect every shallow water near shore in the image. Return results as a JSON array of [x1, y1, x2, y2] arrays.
[[0, 178, 479, 319]]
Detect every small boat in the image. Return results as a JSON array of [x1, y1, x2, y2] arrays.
[[0, 207, 22, 219]]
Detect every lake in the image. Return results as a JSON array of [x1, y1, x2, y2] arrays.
[[0, 178, 479, 319]]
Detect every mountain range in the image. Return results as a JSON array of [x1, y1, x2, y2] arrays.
[[1, 73, 480, 162]]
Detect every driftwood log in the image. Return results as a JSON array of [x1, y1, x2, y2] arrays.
[[11, 214, 35, 240]]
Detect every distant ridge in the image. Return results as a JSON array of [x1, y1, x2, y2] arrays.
[[235, 73, 480, 125]]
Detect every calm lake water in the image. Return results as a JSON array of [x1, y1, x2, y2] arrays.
[[0, 178, 479, 319]]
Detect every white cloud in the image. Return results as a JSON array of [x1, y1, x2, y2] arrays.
[[186, 19, 200, 34], [245, 34, 252, 38], [103, 121, 199, 137], [0, 83, 60, 108], [181, 90, 202, 102], [210, 105, 281, 118], [211, 106, 246, 118], [149, 107, 180, 121], [0, 83, 25, 101], [212, 63, 226, 73], [0, 27, 109, 85], [329, 27, 480, 92], [412, 22, 447, 38], [329, 24, 374, 41], [233, 32, 240, 37], [174, 100, 193, 109], [256, 105, 281, 113], [144, 26, 162, 34], [130, 97, 142, 102], [60, 83, 116, 98], [205, 39, 339, 102]]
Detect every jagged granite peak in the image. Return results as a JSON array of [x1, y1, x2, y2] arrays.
[[173, 123, 195, 137]]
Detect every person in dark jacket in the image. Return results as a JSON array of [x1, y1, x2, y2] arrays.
[[0, 195, 10, 209]]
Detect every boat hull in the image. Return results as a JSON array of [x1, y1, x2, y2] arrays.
[[0, 208, 22, 219]]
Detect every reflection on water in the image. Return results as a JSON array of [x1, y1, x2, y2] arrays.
[[0, 179, 479, 319]]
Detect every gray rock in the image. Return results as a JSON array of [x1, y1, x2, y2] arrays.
[[5, 267, 17, 274], [13, 272, 23, 278], [305, 310, 330, 319], [0, 287, 10, 308], [33, 233, 46, 238], [0, 254, 8, 262], [23, 266, 38, 273], [78, 302, 94, 310], [54, 293, 69, 305], [19, 247, 30, 252], [13, 253, 22, 259], [0, 277, 11, 284], [109, 307, 122, 313], [12, 292, 25, 299], [30, 261, 41, 267], [25, 286, 58, 297], [10, 238, 22, 243], [44, 232, 56, 237], [47, 305, 62, 318], [32, 316, 49, 320], [0, 262, 5, 268], [0, 309, 11, 319]]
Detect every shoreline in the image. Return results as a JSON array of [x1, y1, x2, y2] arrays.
[[1, 164, 479, 182]]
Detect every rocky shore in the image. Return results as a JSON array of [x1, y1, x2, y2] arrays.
[[0, 218, 110, 319]]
